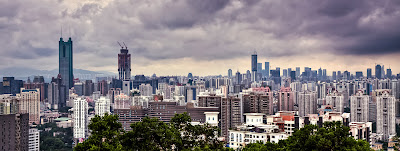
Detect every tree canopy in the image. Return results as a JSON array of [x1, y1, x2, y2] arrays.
[[75, 112, 228, 151], [242, 121, 372, 151]]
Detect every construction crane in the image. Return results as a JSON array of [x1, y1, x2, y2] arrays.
[[117, 41, 123, 49], [123, 42, 127, 49]]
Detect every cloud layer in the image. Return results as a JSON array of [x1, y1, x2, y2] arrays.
[[1, 0, 400, 76]]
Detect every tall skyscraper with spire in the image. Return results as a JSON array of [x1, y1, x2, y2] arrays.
[[118, 44, 131, 80], [59, 37, 73, 108]]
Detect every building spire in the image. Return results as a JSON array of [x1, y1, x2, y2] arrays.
[[61, 25, 63, 38]]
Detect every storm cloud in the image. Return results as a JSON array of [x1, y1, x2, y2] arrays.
[[1, 0, 400, 75]]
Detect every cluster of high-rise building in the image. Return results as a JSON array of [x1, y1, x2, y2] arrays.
[[2, 36, 400, 150]]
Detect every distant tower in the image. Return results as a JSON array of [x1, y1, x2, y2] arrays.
[[59, 37, 73, 107], [118, 42, 131, 81], [59, 37, 73, 89], [251, 52, 257, 82], [375, 64, 382, 79]]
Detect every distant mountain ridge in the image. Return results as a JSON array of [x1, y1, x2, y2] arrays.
[[0, 67, 116, 82]]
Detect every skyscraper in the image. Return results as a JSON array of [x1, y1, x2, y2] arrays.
[[298, 91, 317, 117], [18, 88, 40, 125], [367, 68, 372, 79], [387, 68, 392, 79], [265, 62, 270, 78], [251, 52, 257, 82], [332, 71, 337, 81], [376, 90, 395, 141], [59, 37, 74, 90], [228, 69, 232, 78], [74, 97, 88, 140], [118, 45, 131, 81], [296, 67, 300, 77], [350, 90, 369, 122], [375, 64, 382, 79], [322, 69, 327, 81], [283, 69, 288, 77]]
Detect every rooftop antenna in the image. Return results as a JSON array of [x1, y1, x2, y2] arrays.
[[61, 25, 63, 38], [123, 42, 127, 49], [117, 41, 123, 49]]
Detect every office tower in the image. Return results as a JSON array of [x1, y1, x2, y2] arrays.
[[283, 69, 288, 77], [97, 80, 108, 96], [318, 68, 322, 80], [355, 71, 363, 79], [337, 71, 342, 80], [296, 67, 300, 77], [29, 128, 40, 151], [278, 87, 294, 112], [0, 113, 29, 151], [288, 68, 292, 77], [235, 71, 242, 84], [322, 69, 327, 80], [298, 91, 317, 117], [24, 76, 46, 102], [332, 71, 337, 81], [95, 97, 110, 117], [325, 91, 345, 113], [290, 71, 296, 81], [0, 94, 19, 115], [376, 90, 396, 141], [73, 98, 88, 140], [118, 45, 131, 80], [387, 68, 392, 79], [59, 37, 73, 100], [0, 77, 23, 95], [276, 67, 281, 76], [48, 74, 66, 109], [221, 96, 242, 141], [265, 62, 270, 78], [382, 65, 385, 79], [375, 64, 382, 79], [185, 86, 197, 103], [367, 68, 372, 79], [139, 84, 152, 96], [228, 69, 233, 78], [251, 53, 257, 82], [350, 90, 370, 122], [246, 70, 251, 80], [257, 63, 262, 73], [18, 88, 40, 125], [84, 80, 94, 96]]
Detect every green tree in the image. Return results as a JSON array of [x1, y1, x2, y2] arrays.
[[75, 113, 123, 151], [242, 121, 372, 151]]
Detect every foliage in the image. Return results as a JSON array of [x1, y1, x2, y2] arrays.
[[242, 121, 372, 151], [75, 113, 123, 151], [58, 106, 72, 113], [75, 112, 227, 151], [39, 122, 73, 151]]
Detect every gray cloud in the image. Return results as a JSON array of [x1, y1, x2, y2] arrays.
[[0, 0, 400, 74]]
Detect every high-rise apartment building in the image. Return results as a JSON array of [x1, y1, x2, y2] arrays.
[[221, 96, 242, 141], [325, 91, 345, 113], [332, 71, 337, 81], [0, 94, 19, 115], [118, 46, 131, 81], [29, 128, 40, 151], [277, 87, 294, 112], [18, 88, 40, 125], [387, 68, 392, 79], [243, 92, 273, 115], [95, 97, 110, 117], [0, 113, 29, 151], [298, 91, 317, 117], [139, 84, 153, 96], [350, 90, 370, 122], [73, 98, 88, 140], [24, 76, 46, 102], [376, 90, 396, 141]]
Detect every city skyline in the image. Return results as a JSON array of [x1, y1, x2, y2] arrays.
[[1, 0, 400, 76]]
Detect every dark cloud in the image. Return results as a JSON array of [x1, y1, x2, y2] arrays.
[[1, 0, 400, 72]]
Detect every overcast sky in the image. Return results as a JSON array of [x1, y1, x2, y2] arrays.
[[1, 0, 400, 76]]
